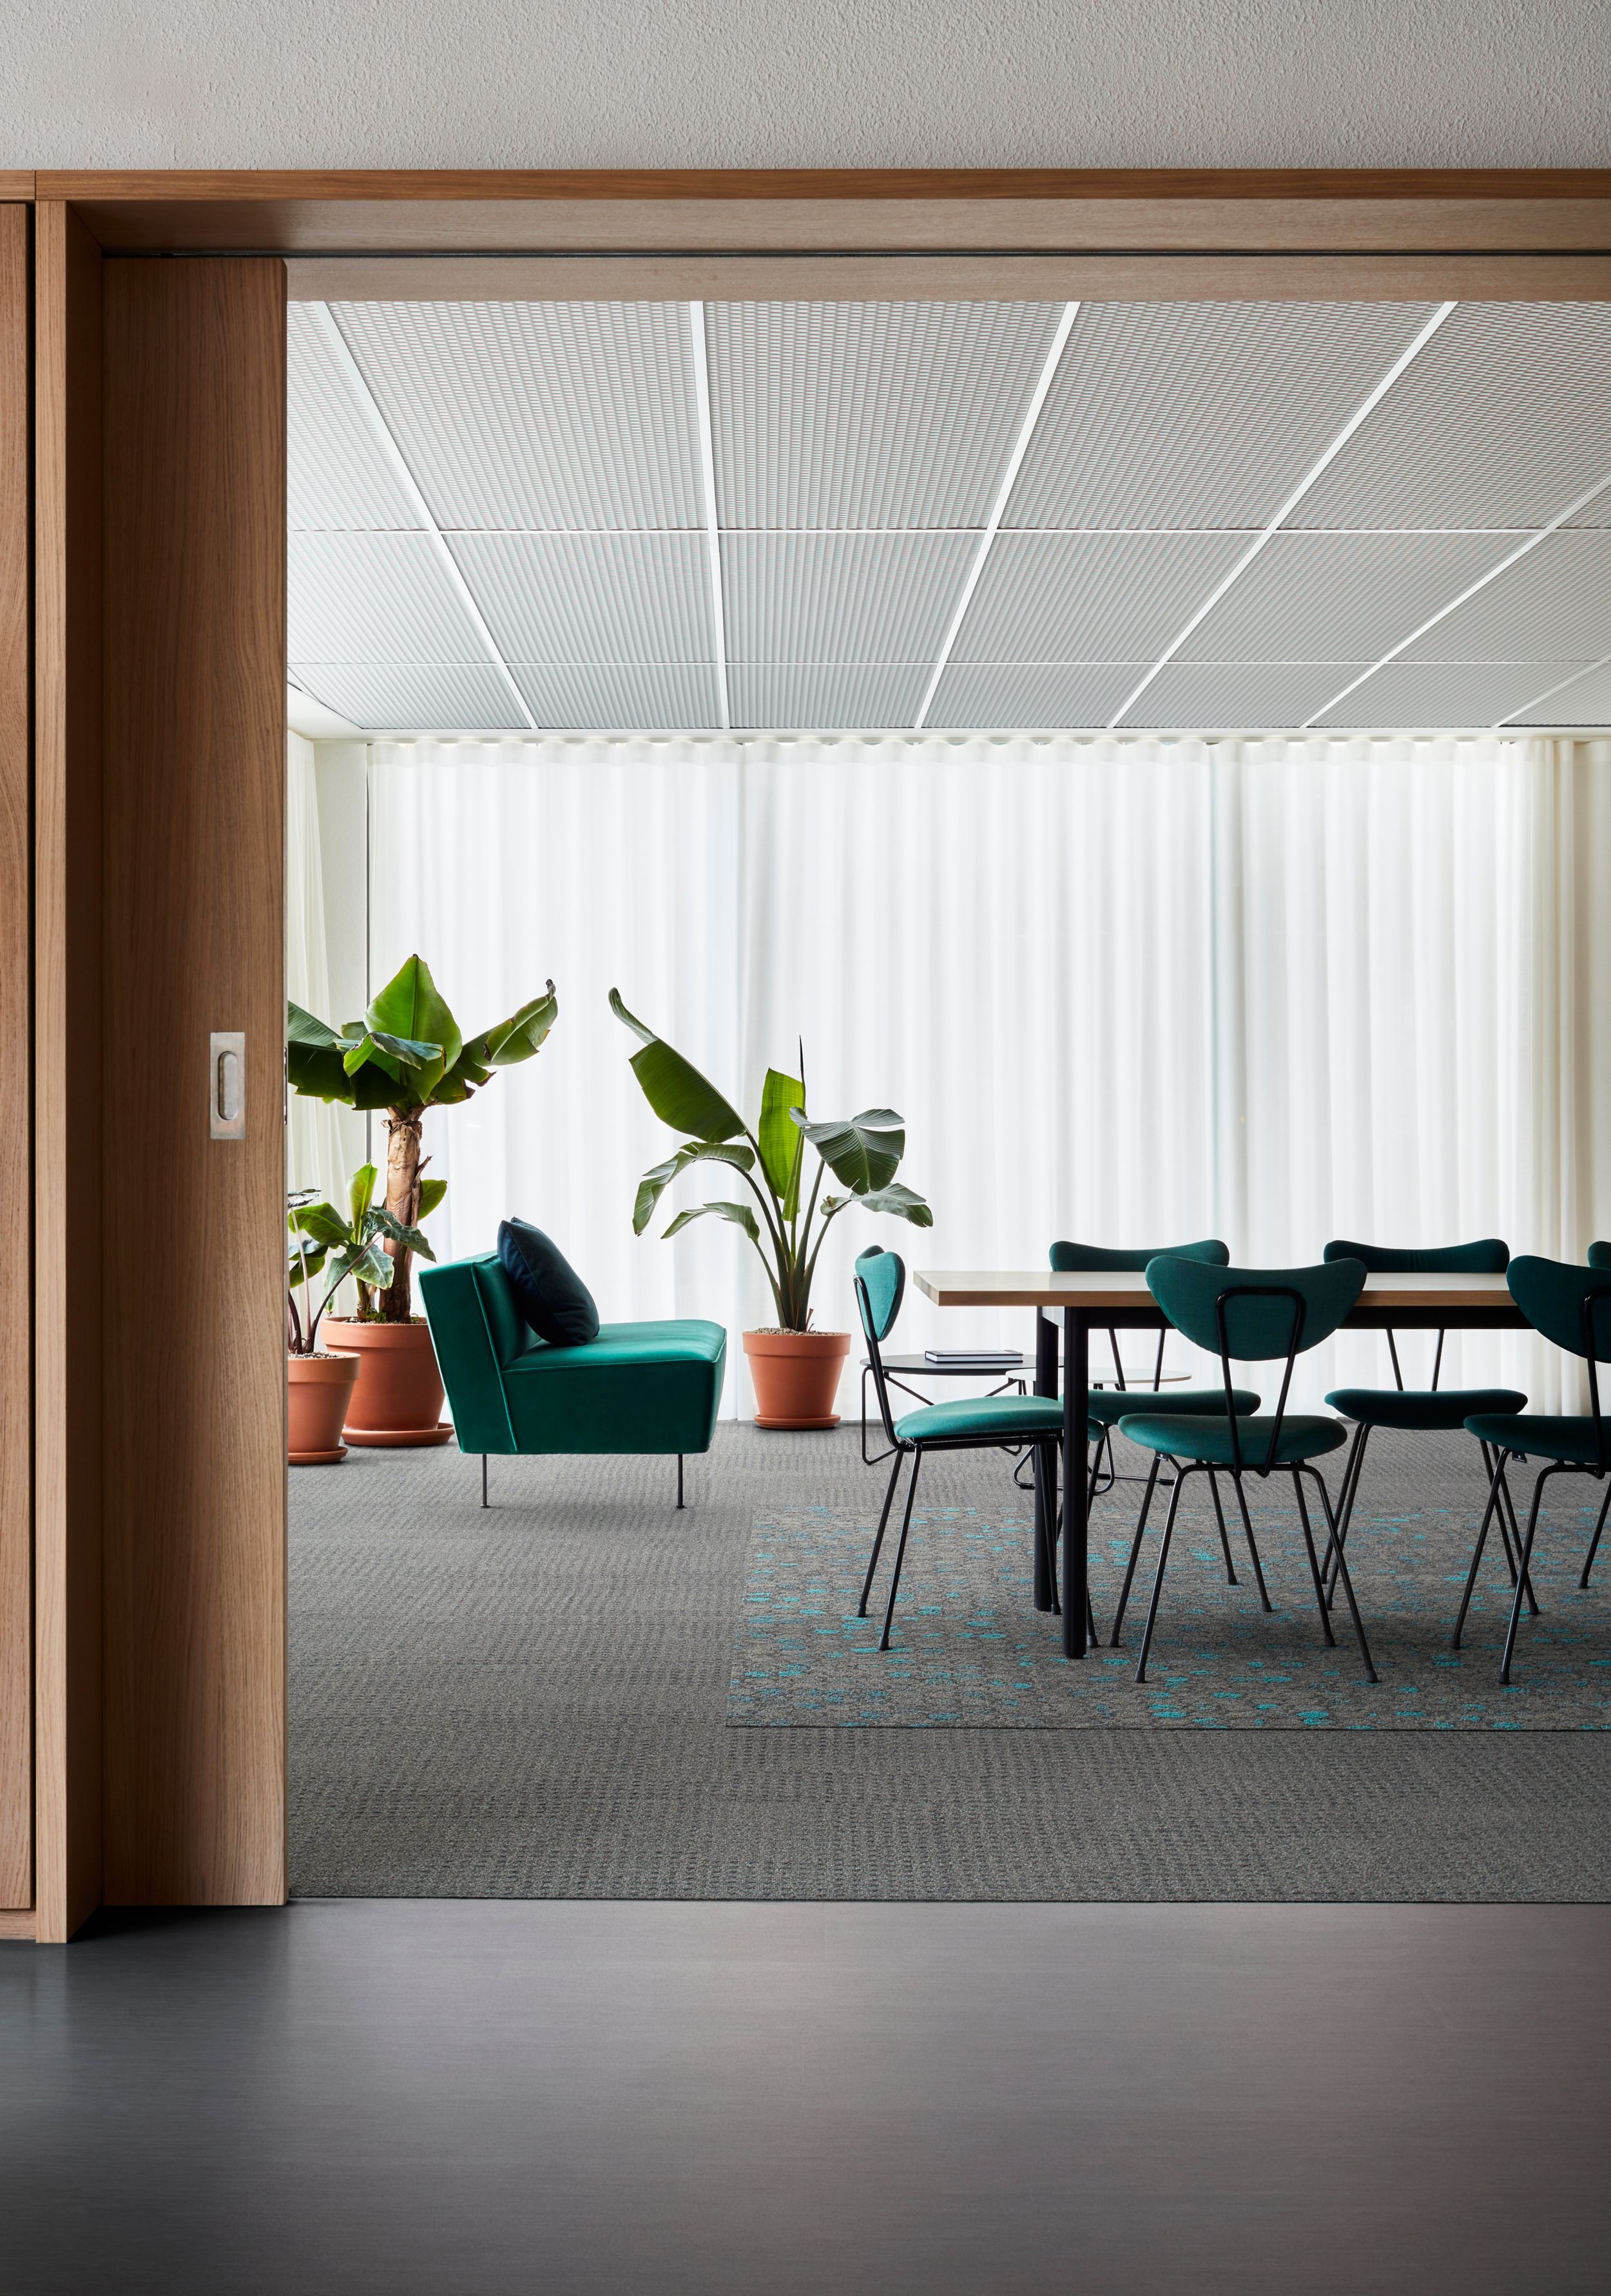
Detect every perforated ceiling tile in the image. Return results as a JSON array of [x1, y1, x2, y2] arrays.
[[705, 301, 1064, 531], [1177, 531, 1516, 663], [1312, 662, 1589, 729], [1291, 304, 1611, 532], [721, 533, 976, 664], [1003, 302, 1436, 532], [925, 662, 1150, 729], [330, 302, 704, 531], [450, 532, 715, 664], [728, 664, 931, 729], [287, 304, 422, 533], [950, 532, 1246, 663], [1400, 530, 1611, 662], [289, 663, 526, 731], [510, 662, 723, 730], [289, 531, 493, 664], [1122, 662, 1375, 729], [1504, 658, 1611, 725]]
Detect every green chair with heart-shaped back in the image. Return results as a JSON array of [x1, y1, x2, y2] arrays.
[[1320, 1239, 1529, 1612], [854, 1246, 1087, 1652], [1048, 1239, 1262, 1647], [1116, 1255, 1378, 1685], [1458, 1257, 1611, 1681]]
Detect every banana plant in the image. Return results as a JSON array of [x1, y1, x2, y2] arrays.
[[610, 989, 931, 1332], [287, 955, 557, 1321], [286, 1165, 445, 1354]]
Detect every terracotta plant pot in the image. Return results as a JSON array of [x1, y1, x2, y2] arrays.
[[744, 1328, 852, 1430], [320, 1316, 453, 1448], [287, 1352, 361, 1466]]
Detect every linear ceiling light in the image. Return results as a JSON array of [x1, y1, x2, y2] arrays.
[[307, 303, 535, 731], [1107, 301, 1458, 728], [688, 302, 733, 731], [1302, 464, 1611, 726], [912, 301, 1081, 732]]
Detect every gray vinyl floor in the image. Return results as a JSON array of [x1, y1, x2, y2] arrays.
[[290, 1423, 1611, 1900]]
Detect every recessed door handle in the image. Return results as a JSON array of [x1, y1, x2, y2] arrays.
[[211, 1031, 246, 1140]]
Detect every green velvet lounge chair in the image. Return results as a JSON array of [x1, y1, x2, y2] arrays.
[[420, 1252, 726, 1509]]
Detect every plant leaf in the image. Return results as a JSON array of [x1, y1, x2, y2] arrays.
[[757, 1068, 806, 1220], [348, 1163, 379, 1232], [632, 1140, 756, 1236], [416, 1177, 447, 1222], [286, 1241, 330, 1287], [851, 1181, 934, 1228], [287, 1001, 355, 1102], [292, 1199, 352, 1249], [661, 1200, 760, 1245], [367, 955, 462, 1101], [609, 988, 744, 1142], [335, 1239, 396, 1290], [465, 983, 558, 1069], [430, 1054, 492, 1106], [373, 1210, 437, 1264], [792, 1106, 905, 1194]]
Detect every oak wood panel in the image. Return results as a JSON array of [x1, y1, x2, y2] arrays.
[[100, 258, 287, 1906], [916, 1272, 1519, 1312], [0, 1906, 34, 1938], [0, 209, 28, 1912], [32, 204, 104, 1944], [0, 176, 32, 201], [287, 253, 1611, 305]]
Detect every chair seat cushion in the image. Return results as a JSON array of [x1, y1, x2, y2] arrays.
[[1464, 1412, 1611, 1466], [896, 1394, 1065, 1446], [1117, 1411, 1348, 1467], [1088, 1385, 1259, 1427], [1326, 1386, 1527, 1431], [501, 1319, 727, 1453]]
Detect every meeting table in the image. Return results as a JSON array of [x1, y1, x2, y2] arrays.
[[913, 1268, 1527, 1660]]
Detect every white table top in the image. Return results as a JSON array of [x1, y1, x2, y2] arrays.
[[914, 1269, 1517, 1312]]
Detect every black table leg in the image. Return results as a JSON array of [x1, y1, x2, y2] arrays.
[[1032, 1308, 1057, 1611], [1063, 1307, 1090, 1658]]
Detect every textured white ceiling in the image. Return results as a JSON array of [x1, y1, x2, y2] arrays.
[[287, 297, 1611, 734]]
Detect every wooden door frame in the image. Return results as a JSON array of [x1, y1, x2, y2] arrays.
[[15, 166, 1611, 1940]]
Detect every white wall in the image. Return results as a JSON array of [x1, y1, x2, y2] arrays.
[[1, 2, 1606, 169]]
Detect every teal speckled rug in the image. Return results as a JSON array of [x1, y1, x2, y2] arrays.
[[726, 1480, 1611, 1731]]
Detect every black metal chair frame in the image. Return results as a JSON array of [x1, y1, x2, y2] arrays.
[[1322, 1316, 1532, 1617], [860, 1358, 1027, 1466], [1452, 1285, 1611, 1683], [855, 1274, 1084, 1653], [1132, 1284, 1378, 1688]]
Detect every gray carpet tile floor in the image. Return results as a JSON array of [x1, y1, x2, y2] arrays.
[[289, 1423, 1611, 1900]]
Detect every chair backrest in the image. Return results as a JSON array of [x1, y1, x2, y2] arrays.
[[1588, 1242, 1611, 1270], [1049, 1239, 1228, 1391], [1510, 1256, 1611, 1470], [417, 1254, 526, 1454], [1146, 1255, 1366, 1476], [1323, 1237, 1509, 1390], [854, 1247, 906, 1448]]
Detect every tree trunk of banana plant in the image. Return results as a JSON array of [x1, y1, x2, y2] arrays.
[[380, 1106, 424, 1321]]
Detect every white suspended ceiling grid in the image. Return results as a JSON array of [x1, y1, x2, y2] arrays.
[[287, 298, 1611, 736]]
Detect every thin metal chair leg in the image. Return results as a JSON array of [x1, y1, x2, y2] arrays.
[[1478, 1440, 1521, 1584], [858, 1449, 907, 1618], [1494, 1457, 1534, 1604], [1109, 1454, 1162, 1647], [1207, 1470, 1238, 1585], [1291, 1468, 1338, 1650], [1501, 1469, 1552, 1685], [481, 1454, 488, 1508], [1579, 1478, 1611, 1589], [878, 1449, 924, 1652], [1303, 1465, 1376, 1683], [1230, 1472, 1273, 1611], [1452, 1447, 1508, 1649], [1323, 1422, 1370, 1607], [1135, 1468, 1190, 1685]]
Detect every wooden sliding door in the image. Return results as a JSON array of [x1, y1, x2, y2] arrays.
[[96, 256, 288, 1906], [0, 207, 29, 1917]]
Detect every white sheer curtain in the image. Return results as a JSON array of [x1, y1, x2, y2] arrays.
[[365, 734, 1611, 1412], [285, 730, 347, 1209]]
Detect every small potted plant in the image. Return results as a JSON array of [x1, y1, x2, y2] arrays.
[[287, 957, 557, 1445], [611, 990, 931, 1427], [286, 1176, 400, 1464]]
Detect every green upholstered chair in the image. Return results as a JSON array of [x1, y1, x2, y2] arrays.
[[1320, 1239, 1529, 1611], [855, 1247, 1081, 1652], [1459, 1257, 1611, 1681], [419, 1252, 726, 1509], [1117, 1256, 1377, 1685], [1048, 1239, 1260, 1647]]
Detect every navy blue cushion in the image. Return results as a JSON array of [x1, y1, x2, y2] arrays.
[[497, 1218, 600, 1348]]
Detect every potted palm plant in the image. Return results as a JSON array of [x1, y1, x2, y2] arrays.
[[285, 1176, 403, 1464], [610, 990, 931, 1427], [287, 955, 557, 1444]]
